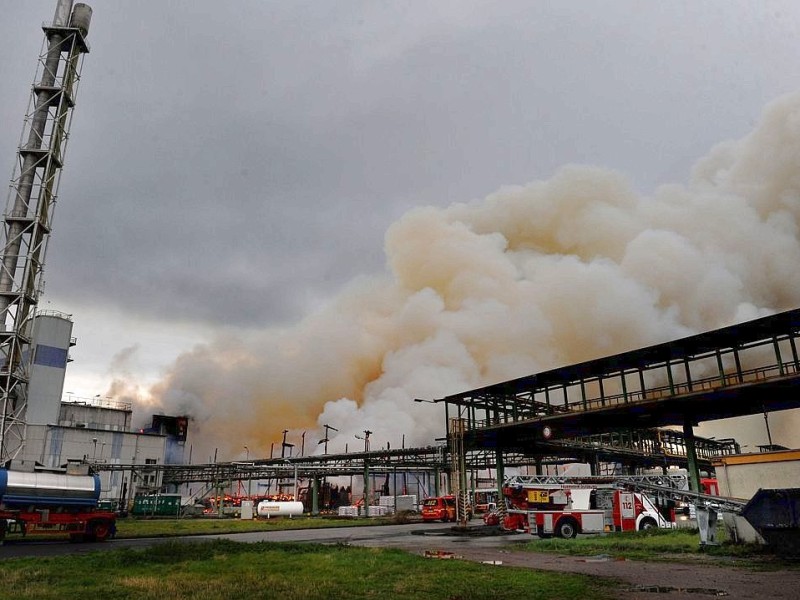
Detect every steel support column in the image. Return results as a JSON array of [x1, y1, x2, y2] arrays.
[[495, 448, 506, 522], [682, 416, 700, 493]]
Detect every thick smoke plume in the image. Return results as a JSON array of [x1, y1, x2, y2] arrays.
[[142, 92, 800, 460]]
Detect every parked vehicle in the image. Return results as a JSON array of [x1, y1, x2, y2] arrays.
[[422, 495, 473, 522], [472, 489, 498, 514], [0, 470, 116, 542], [488, 477, 671, 537], [422, 496, 457, 522]]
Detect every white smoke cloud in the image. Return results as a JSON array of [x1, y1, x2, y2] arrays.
[[142, 91, 800, 459]]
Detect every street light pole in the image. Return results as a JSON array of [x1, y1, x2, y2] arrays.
[[363, 430, 371, 452], [244, 446, 251, 498], [319, 424, 339, 454], [355, 430, 372, 515]]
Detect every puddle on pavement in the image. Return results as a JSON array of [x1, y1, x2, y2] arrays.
[[626, 585, 729, 596]]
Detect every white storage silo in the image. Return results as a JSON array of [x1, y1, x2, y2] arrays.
[[26, 311, 75, 426]]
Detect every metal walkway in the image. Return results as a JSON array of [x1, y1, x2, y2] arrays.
[[436, 307, 800, 445]]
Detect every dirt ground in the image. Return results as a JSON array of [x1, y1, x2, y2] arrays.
[[379, 536, 800, 599], [463, 548, 799, 599]]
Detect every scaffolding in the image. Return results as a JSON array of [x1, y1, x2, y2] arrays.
[[0, 3, 91, 465]]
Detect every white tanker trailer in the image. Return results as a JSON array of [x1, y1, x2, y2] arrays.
[[0, 469, 116, 542], [0, 470, 100, 507], [256, 500, 304, 518]]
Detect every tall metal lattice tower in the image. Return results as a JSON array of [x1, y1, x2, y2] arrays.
[[0, 1, 92, 467]]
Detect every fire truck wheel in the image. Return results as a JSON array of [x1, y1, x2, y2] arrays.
[[638, 517, 658, 531], [555, 518, 579, 539], [535, 526, 553, 539]]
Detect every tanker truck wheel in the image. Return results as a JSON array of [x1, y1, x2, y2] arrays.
[[87, 519, 113, 542], [555, 517, 579, 539]]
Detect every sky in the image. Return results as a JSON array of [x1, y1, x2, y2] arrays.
[[3, 1, 800, 460]]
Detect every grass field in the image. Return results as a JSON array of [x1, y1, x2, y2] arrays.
[[2, 514, 774, 564], [0, 515, 402, 543], [2, 519, 791, 598], [522, 527, 772, 562], [0, 539, 615, 600]]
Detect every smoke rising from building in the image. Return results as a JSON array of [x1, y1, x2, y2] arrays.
[[138, 91, 800, 460]]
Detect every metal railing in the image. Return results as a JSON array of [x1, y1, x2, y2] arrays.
[[471, 360, 799, 430], [62, 395, 132, 412]]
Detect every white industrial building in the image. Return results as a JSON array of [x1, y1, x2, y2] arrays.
[[13, 311, 176, 507]]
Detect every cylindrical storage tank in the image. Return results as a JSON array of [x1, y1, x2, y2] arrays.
[[0, 470, 100, 508], [257, 501, 304, 518], [70, 3, 92, 36]]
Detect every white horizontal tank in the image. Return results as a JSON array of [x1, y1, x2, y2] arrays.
[[256, 501, 304, 518]]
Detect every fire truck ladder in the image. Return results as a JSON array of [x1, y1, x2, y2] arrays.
[[613, 479, 748, 514], [613, 478, 749, 545]]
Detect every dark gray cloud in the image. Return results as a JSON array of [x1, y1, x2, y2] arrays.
[[3, 0, 800, 334]]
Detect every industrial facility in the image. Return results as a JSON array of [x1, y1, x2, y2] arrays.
[[2, 0, 800, 554], [9, 308, 187, 506]]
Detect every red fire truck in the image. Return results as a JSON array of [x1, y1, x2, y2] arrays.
[[488, 476, 672, 538]]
